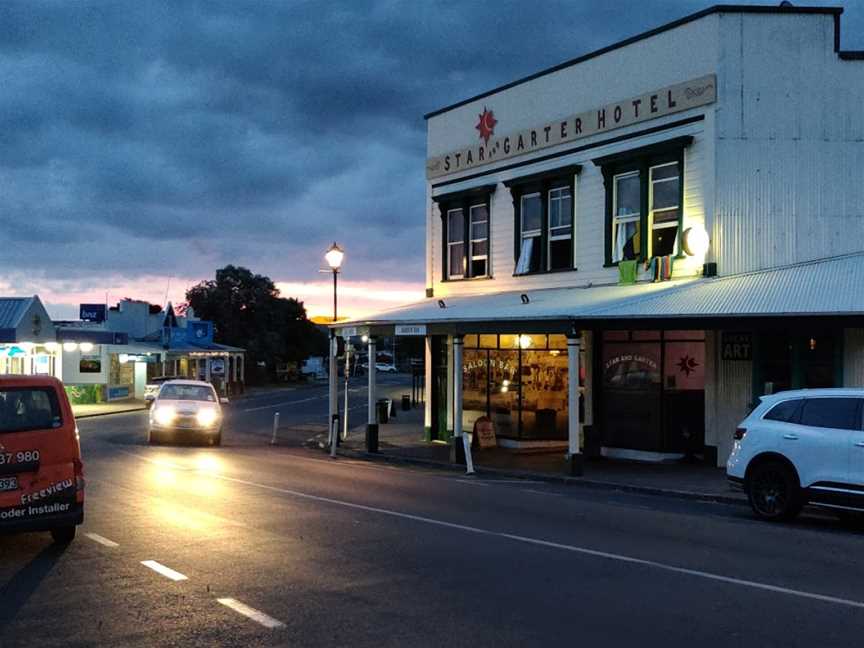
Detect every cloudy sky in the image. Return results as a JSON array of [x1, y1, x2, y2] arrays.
[[3, 1, 861, 320]]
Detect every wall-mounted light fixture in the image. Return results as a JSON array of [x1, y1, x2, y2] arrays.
[[682, 225, 710, 257]]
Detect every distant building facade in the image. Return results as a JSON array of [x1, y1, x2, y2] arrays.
[[0, 297, 245, 402]]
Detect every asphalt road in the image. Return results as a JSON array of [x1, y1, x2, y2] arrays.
[[3, 377, 864, 647]]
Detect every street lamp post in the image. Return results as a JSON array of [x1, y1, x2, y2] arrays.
[[325, 242, 344, 459]]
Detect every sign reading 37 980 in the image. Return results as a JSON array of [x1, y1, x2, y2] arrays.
[[0, 450, 40, 465]]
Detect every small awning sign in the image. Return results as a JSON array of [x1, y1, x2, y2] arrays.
[[395, 325, 426, 336]]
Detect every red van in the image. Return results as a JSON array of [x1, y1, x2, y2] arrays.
[[0, 376, 84, 544]]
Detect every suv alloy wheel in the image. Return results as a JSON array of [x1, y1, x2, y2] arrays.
[[747, 460, 802, 521]]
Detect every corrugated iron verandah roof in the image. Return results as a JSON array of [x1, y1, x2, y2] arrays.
[[336, 253, 864, 334]]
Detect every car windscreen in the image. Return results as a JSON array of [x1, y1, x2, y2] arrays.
[[159, 385, 216, 402], [0, 387, 63, 433]]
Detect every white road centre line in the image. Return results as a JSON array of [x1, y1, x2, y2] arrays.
[[217, 598, 285, 629], [522, 489, 564, 497], [141, 560, 188, 582], [85, 532, 119, 547], [241, 396, 324, 413], [120, 449, 864, 611], [209, 474, 864, 612]]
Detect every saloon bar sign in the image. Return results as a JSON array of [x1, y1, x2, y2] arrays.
[[426, 74, 716, 180]]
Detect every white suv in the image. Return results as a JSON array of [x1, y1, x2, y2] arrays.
[[727, 389, 864, 521]]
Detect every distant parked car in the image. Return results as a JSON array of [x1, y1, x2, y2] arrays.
[[144, 375, 182, 407], [148, 380, 228, 446], [301, 357, 327, 380], [727, 389, 864, 521], [375, 363, 398, 373]]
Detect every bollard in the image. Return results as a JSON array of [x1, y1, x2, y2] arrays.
[[270, 412, 280, 445], [463, 433, 475, 475], [330, 414, 339, 458]]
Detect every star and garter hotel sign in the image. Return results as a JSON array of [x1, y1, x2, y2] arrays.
[[426, 74, 716, 180]]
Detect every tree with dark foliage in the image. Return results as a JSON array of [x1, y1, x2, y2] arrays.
[[186, 265, 327, 381]]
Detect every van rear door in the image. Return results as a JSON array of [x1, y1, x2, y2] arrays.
[[0, 385, 79, 524]]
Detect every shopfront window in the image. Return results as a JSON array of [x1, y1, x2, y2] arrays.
[[463, 349, 490, 434], [521, 349, 569, 439], [110, 355, 134, 388], [600, 330, 705, 454], [461, 334, 579, 441]]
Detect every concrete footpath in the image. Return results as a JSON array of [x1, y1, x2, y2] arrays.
[[340, 401, 746, 506], [72, 400, 148, 418]]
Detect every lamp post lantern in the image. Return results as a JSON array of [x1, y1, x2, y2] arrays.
[[325, 242, 344, 458]]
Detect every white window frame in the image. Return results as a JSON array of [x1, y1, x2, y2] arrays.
[[446, 208, 465, 280], [468, 203, 489, 278], [516, 192, 542, 275], [612, 170, 640, 264], [547, 186, 573, 271], [648, 161, 680, 258]]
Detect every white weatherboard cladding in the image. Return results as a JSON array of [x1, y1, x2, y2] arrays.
[[429, 122, 708, 298], [714, 12, 864, 276], [705, 330, 753, 467], [427, 13, 719, 157]]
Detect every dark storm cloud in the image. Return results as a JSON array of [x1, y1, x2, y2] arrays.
[[0, 0, 860, 287]]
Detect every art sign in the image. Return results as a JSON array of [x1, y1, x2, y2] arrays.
[[426, 74, 716, 179], [722, 332, 752, 361]]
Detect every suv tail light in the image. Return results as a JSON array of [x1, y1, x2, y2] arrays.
[[734, 427, 747, 440]]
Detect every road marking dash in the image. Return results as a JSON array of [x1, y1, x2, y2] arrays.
[[85, 532, 119, 547], [522, 489, 563, 497], [217, 598, 285, 628], [141, 560, 188, 581]]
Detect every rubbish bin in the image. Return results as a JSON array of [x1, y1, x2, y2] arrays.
[[401, 394, 411, 411], [377, 398, 390, 424]]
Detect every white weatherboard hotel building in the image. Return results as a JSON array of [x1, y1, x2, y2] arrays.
[[337, 4, 864, 471]]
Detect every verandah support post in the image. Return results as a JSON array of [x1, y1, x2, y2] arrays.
[[567, 329, 583, 476], [342, 342, 351, 442], [366, 336, 379, 452], [450, 335, 472, 469], [329, 332, 339, 459]]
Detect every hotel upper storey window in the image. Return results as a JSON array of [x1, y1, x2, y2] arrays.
[[434, 184, 495, 281], [505, 165, 580, 276], [595, 136, 691, 266]]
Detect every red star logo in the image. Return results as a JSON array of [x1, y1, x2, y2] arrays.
[[676, 355, 699, 377], [475, 107, 497, 144]]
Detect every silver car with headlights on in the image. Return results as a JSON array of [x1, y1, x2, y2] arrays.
[[148, 380, 227, 446]]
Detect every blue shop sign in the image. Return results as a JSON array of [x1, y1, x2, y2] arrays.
[[80, 304, 106, 322], [108, 386, 130, 400], [187, 321, 213, 343]]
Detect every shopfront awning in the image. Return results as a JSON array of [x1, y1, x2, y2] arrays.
[[337, 253, 864, 334]]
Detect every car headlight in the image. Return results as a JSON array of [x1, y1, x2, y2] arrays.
[[196, 409, 218, 427], [154, 406, 176, 426]]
